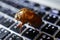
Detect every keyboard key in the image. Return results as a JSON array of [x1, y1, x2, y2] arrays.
[[55, 31, 60, 39], [24, 0, 30, 3], [21, 25, 27, 32], [45, 7, 51, 11], [44, 15, 58, 23], [37, 12, 45, 17], [11, 23, 21, 33], [36, 33, 54, 40], [56, 20, 60, 26], [34, 3, 40, 7], [58, 11, 60, 16], [6, 34, 23, 40], [22, 28, 39, 39], [41, 24, 58, 35], [1, 18, 15, 27], [0, 28, 10, 39]]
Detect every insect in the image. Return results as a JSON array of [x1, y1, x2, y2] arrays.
[[15, 8, 42, 29]]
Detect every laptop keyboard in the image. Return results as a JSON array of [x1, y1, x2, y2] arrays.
[[0, 0, 60, 40]]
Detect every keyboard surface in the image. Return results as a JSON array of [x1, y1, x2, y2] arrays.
[[0, 0, 60, 40]]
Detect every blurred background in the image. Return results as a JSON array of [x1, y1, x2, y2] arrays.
[[29, 0, 60, 10]]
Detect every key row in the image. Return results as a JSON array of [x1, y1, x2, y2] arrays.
[[0, 1, 19, 17], [1, 0, 60, 16], [21, 24, 60, 40], [0, 0, 52, 12], [0, 28, 24, 40], [10, 23, 55, 40], [0, 28, 54, 40], [0, 12, 16, 28], [10, 21, 45, 34], [1, 24, 60, 40], [0, 1, 46, 18], [21, 28, 54, 40]]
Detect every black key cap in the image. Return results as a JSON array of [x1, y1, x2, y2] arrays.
[[58, 11, 60, 16], [34, 3, 40, 7], [21, 25, 27, 32], [36, 33, 54, 40], [56, 20, 60, 26], [55, 31, 60, 39], [44, 15, 58, 23], [22, 28, 39, 39], [6, 34, 23, 40], [11, 23, 21, 33], [37, 12, 45, 17], [41, 24, 58, 35], [0, 28, 10, 39], [45, 7, 51, 11], [24, 0, 30, 3], [1, 18, 15, 27]]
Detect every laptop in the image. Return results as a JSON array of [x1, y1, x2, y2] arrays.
[[0, 0, 60, 40]]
